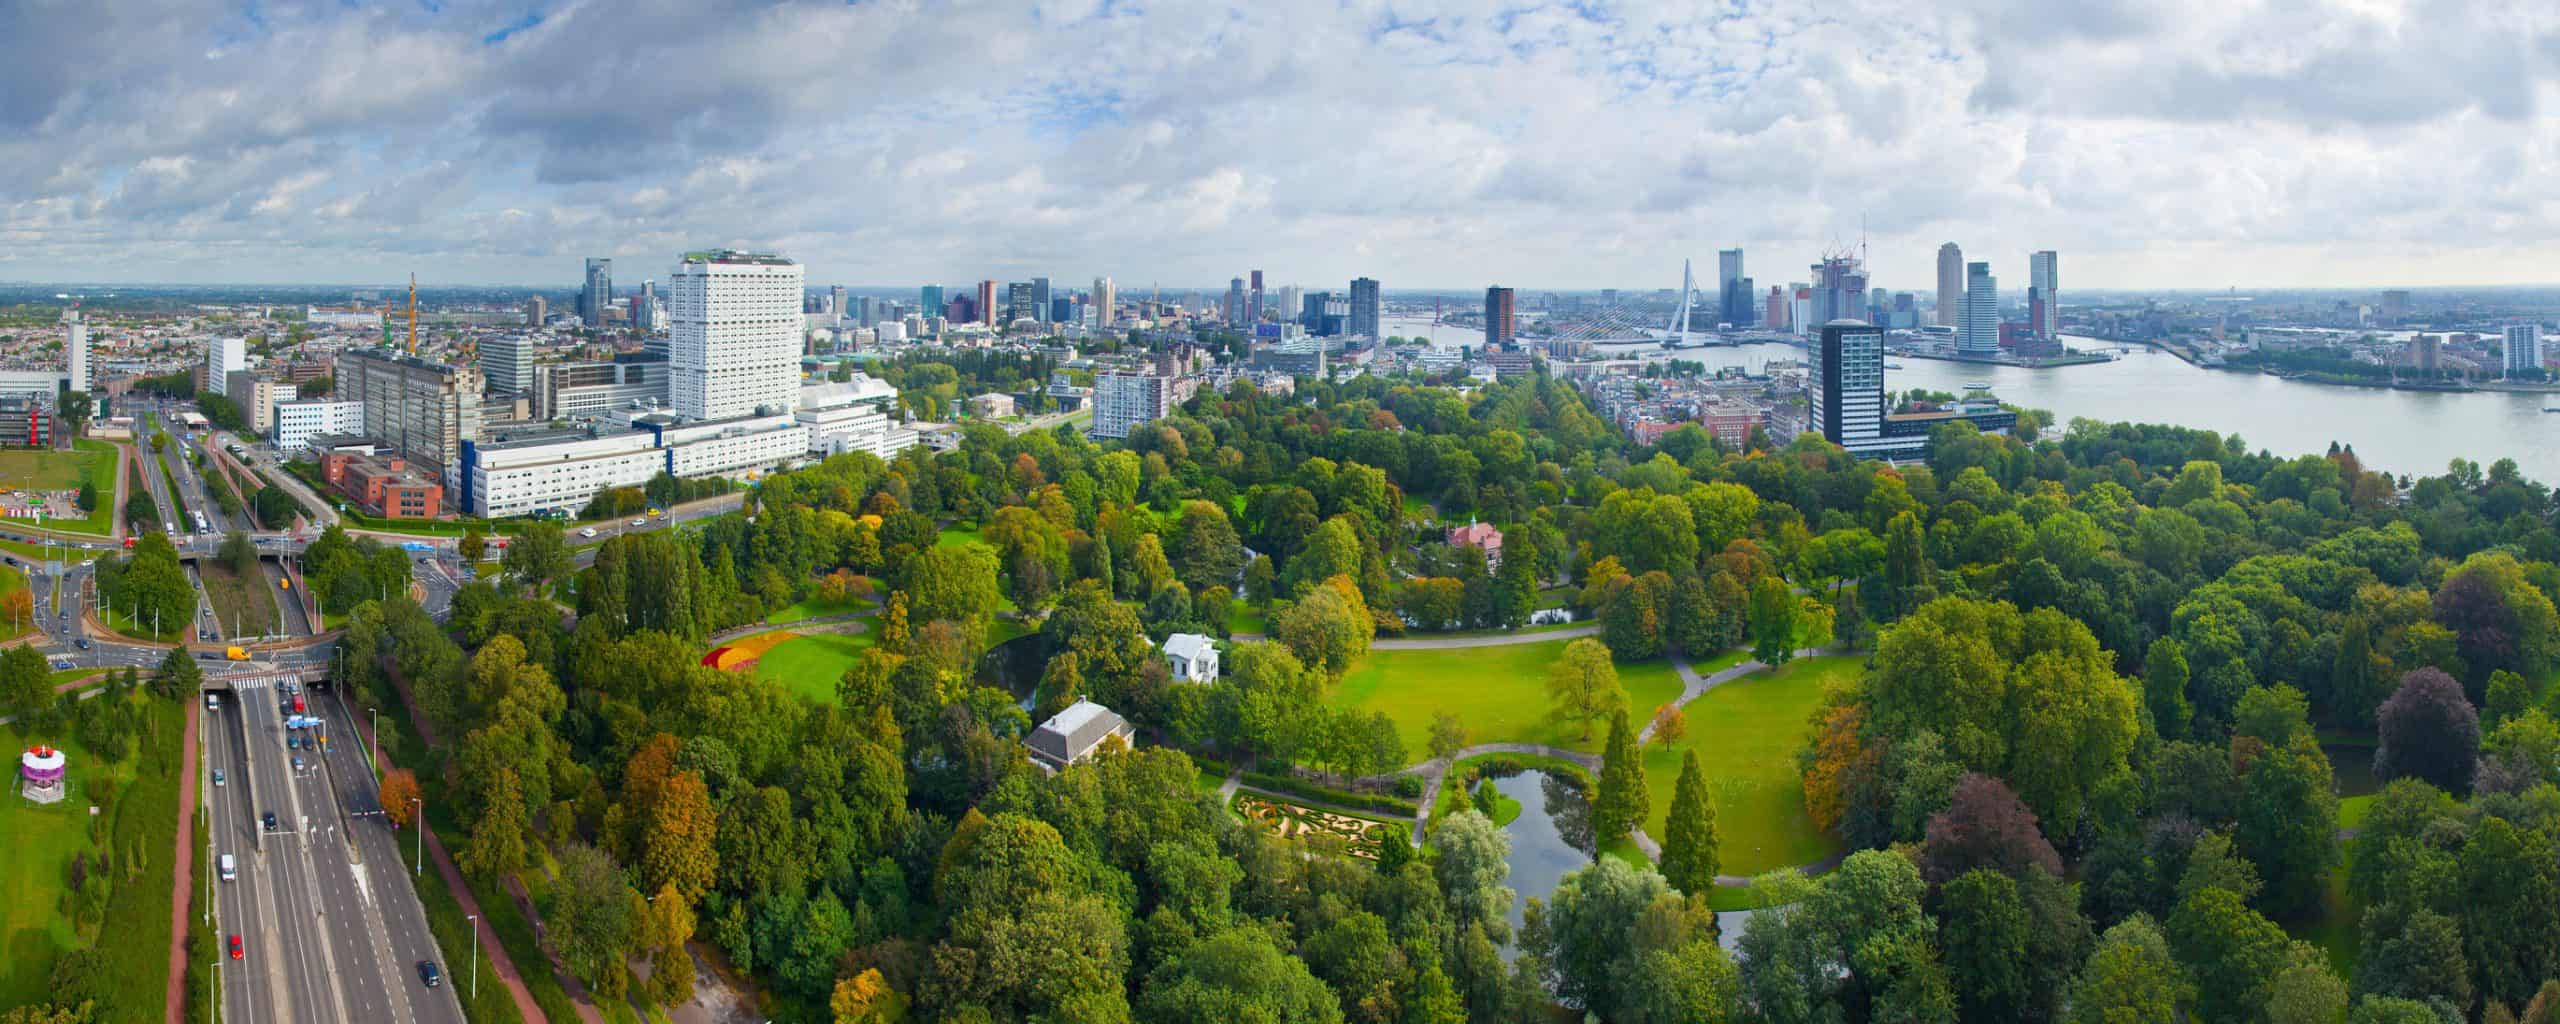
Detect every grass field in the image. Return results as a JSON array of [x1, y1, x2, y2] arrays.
[[766, 593, 870, 625], [1226, 605, 1268, 636], [2290, 863, 2361, 980], [754, 631, 877, 702], [0, 693, 184, 1018], [1325, 640, 1689, 764], [0, 440, 120, 536], [937, 525, 986, 549], [1637, 655, 1855, 876]]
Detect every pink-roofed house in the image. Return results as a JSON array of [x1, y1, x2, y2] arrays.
[[1447, 521, 1503, 569]]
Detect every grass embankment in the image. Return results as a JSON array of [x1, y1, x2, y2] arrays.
[[196, 561, 278, 639], [765, 593, 869, 625], [1637, 655, 1855, 877], [0, 693, 184, 1019], [1325, 640, 1687, 764]]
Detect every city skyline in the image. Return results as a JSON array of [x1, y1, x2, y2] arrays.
[[3, 1, 2555, 290]]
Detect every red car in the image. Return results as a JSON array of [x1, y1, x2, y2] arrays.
[[228, 935, 243, 960]]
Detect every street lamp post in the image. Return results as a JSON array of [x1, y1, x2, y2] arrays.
[[411, 797, 424, 877], [466, 913, 480, 999], [366, 706, 378, 775], [206, 961, 215, 1024]]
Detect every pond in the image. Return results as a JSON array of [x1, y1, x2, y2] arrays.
[[1488, 769, 1595, 949]]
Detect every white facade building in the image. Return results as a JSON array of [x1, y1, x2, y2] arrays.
[[205, 337, 246, 389], [62, 309, 90, 394], [463, 429, 667, 518], [1162, 633, 1220, 683], [272, 400, 364, 451], [480, 335, 536, 396], [670, 249, 804, 422], [1090, 372, 1173, 440], [2506, 324, 2545, 378], [875, 320, 908, 344], [653, 414, 808, 479], [797, 377, 916, 458], [2028, 250, 2060, 338], [1959, 262, 2000, 357]]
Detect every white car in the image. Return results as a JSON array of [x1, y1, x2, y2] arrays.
[[629, 519, 646, 528], [578, 527, 598, 538]]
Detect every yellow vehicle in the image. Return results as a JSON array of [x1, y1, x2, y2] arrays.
[[224, 646, 249, 661], [279, 577, 291, 590], [647, 507, 663, 518]]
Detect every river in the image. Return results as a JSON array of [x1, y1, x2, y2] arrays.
[[1382, 316, 2560, 483]]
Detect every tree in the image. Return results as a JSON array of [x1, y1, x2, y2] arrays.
[[2265, 952, 2348, 1024], [899, 543, 1002, 640], [1884, 509, 1931, 618], [2375, 667, 2480, 794], [460, 768, 530, 883], [1940, 869, 2036, 1023], [1545, 637, 1626, 741], [831, 969, 906, 1023], [2144, 637, 2194, 740], [459, 528, 486, 562], [2058, 921, 2181, 1024], [1659, 749, 1719, 896], [1427, 710, 1468, 763], [1919, 774, 2063, 887], [1593, 710, 1648, 847], [2236, 735, 2338, 916], [1525, 856, 1718, 1022], [1137, 925, 1344, 1024], [550, 842, 641, 989], [1270, 575, 1373, 679], [641, 770, 718, 902], [1747, 575, 1800, 665], [503, 521, 570, 591], [1429, 810, 1513, 944], [380, 770, 421, 828], [1171, 500, 1245, 592], [2166, 886, 2297, 1021]]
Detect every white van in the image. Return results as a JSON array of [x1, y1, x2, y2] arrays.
[[218, 854, 236, 882]]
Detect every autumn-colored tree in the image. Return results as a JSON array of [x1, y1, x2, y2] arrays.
[[832, 968, 906, 1023], [641, 770, 718, 902], [1800, 703, 1869, 836], [0, 587, 31, 632], [606, 733, 682, 863], [646, 882, 697, 1004], [1650, 704, 1689, 745], [880, 592, 911, 653], [379, 769, 422, 828]]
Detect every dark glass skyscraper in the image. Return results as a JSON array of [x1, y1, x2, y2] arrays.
[[1484, 286, 1516, 348], [1349, 277, 1380, 338], [580, 257, 614, 326]]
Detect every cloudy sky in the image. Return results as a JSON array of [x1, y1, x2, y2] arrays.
[[2, 0, 2554, 293]]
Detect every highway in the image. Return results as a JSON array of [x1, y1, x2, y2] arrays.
[[213, 672, 466, 1024]]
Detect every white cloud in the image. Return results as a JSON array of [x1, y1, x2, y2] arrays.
[[0, 0, 2552, 290]]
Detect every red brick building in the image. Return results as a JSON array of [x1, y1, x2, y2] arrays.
[[324, 450, 442, 519]]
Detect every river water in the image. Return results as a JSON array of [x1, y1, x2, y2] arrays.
[[1382, 316, 2560, 483]]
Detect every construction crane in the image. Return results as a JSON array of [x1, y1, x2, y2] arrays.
[[406, 274, 419, 354]]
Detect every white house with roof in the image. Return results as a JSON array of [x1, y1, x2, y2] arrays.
[[1027, 700, 1134, 770], [1162, 633, 1220, 683]]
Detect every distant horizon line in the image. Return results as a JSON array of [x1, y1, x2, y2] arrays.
[[7, 279, 2556, 297]]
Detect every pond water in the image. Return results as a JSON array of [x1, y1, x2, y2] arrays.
[[1489, 769, 1595, 948]]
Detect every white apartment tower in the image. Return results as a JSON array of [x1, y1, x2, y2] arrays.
[[1090, 371, 1173, 440], [1093, 276, 1116, 329], [670, 249, 803, 421], [1935, 243, 1964, 328], [1960, 262, 2000, 357], [204, 336, 247, 392], [62, 308, 90, 393], [2506, 325, 2545, 379]]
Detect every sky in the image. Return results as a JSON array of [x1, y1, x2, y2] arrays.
[[1, 0, 2555, 293]]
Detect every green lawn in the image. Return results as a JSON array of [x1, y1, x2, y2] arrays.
[[936, 525, 986, 549], [2289, 863, 2361, 981], [1638, 655, 1855, 876], [754, 631, 877, 702], [1226, 605, 1268, 636], [2338, 794, 2374, 831], [766, 594, 870, 625], [0, 440, 119, 536], [0, 693, 183, 1018], [1325, 640, 1688, 765]]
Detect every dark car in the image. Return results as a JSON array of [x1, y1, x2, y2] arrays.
[[417, 961, 441, 987], [261, 811, 277, 831], [73, 638, 88, 650]]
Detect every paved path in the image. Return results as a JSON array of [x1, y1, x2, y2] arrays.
[[163, 698, 200, 1024], [1370, 624, 1598, 650], [1215, 769, 1242, 803]]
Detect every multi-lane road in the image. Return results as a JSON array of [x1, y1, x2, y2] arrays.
[[207, 672, 466, 1024]]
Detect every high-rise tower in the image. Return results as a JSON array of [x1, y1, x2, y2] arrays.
[[670, 249, 802, 421], [1935, 243, 1963, 328], [1960, 262, 2000, 356], [1349, 277, 1381, 338], [1483, 287, 1516, 348], [2028, 250, 2059, 338], [581, 257, 614, 326]]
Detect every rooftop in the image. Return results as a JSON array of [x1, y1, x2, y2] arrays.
[[679, 248, 795, 267]]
